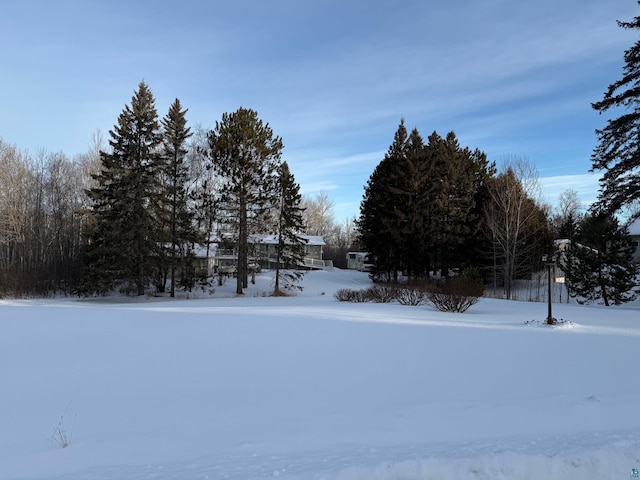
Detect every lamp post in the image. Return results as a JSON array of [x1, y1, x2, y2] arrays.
[[542, 254, 556, 325]]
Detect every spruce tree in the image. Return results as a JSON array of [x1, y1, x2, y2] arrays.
[[160, 98, 197, 297], [84, 81, 163, 295], [208, 108, 282, 295], [394, 127, 434, 280], [358, 120, 408, 281], [565, 211, 639, 306], [272, 161, 307, 294], [359, 122, 494, 283], [447, 138, 496, 273], [427, 131, 494, 276], [591, 5, 640, 215]]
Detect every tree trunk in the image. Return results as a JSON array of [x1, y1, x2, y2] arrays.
[[237, 188, 247, 295]]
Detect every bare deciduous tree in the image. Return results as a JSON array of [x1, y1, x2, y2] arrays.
[[550, 188, 583, 240], [0, 139, 96, 295], [484, 157, 551, 299], [301, 191, 339, 242]]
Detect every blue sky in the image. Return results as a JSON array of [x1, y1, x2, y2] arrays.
[[1, 1, 637, 220]]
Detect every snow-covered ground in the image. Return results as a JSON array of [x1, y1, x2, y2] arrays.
[[1, 268, 639, 479]]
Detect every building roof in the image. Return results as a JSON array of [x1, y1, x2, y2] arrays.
[[193, 235, 325, 257], [257, 234, 325, 246]]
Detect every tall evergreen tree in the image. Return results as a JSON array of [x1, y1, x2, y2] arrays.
[[84, 81, 163, 295], [207, 108, 282, 295], [359, 122, 494, 283], [272, 161, 307, 294], [564, 211, 638, 306], [393, 127, 435, 280], [358, 120, 408, 281], [160, 98, 197, 297], [423, 131, 492, 276], [447, 138, 496, 273], [591, 5, 640, 215]]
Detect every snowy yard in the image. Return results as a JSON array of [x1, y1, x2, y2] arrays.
[[1, 269, 639, 479]]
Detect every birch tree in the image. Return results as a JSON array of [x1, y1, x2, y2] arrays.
[[484, 158, 551, 299]]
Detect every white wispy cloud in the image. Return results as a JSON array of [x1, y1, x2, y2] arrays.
[[539, 173, 601, 209], [0, 0, 634, 221]]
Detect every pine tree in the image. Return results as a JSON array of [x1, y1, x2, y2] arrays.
[[358, 120, 408, 281], [272, 161, 307, 294], [208, 108, 282, 295], [393, 127, 435, 280], [430, 132, 494, 276], [358, 122, 494, 283], [393, 129, 494, 279], [565, 211, 638, 306], [591, 5, 640, 215], [160, 98, 197, 297], [446, 137, 496, 273], [84, 81, 163, 295]]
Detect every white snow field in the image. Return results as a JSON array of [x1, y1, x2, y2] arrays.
[[1, 268, 640, 480]]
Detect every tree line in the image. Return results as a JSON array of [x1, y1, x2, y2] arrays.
[[3, 4, 640, 304], [357, 118, 638, 305], [357, 121, 553, 299], [0, 139, 99, 295], [356, 7, 640, 307], [0, 82, 314, 297]]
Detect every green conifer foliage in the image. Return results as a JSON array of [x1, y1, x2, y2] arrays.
[[160, 98, 197, 297], [358, 119, 408, 281], [428, 132, 495, 275], [591, 6, 640, 214], [395, 128, 433, 279], [565, 211, 639, 306], [358, 121, 493, 282], [208, 108, 283, 295], [84, 82, 163, 295], [272, 161, 307, 294]]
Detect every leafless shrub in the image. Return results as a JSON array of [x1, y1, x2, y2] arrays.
[[334, 288, 369, 302], [365, 284, 399, 303], [335, 285, 398, 303], [396, 286, 429, 306], [425, 269, 484, 313], [46, 402, 76, 448]]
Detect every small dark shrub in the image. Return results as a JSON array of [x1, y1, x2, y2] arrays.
[[334, 285, 398, 303], [426, 268, 484, 313], [365, 284, 399, 303], [334, 288, 370, 302], [334, 288, 353, 301], [396, 286, 429, 306]]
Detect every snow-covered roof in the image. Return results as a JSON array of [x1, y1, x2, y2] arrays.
[[195, 235, 325, 255], [256, 234, 325, 245]]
